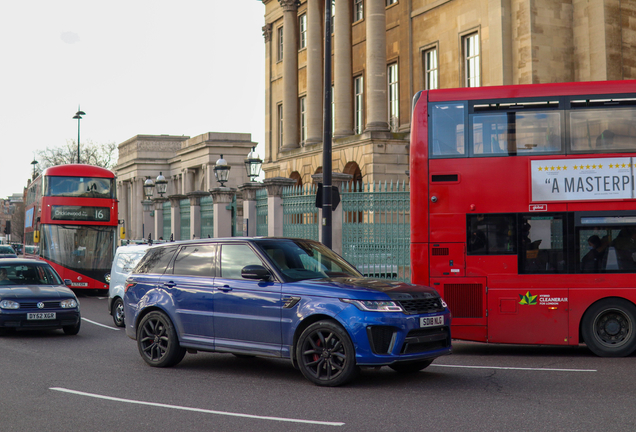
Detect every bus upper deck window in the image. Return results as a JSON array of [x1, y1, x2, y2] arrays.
[[470, 111, 563, 156], [430, 102, 466, 157], [569, 107, 636, 153]]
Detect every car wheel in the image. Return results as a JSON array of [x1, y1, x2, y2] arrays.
[[388, 359, 433, 373], [63, 319, 81, 335], [296, 320, 359, 387], [112, 298, 125, 327], [137, 311, 186, 367], [582, 298, 636, 357]]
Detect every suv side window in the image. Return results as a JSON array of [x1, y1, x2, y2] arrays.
[[220, 244, 264, 279], [172, 244, 216, 277], [134, 246, 178, 274]]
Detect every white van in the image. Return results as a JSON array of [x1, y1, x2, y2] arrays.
[[107, 244, 150, 327]]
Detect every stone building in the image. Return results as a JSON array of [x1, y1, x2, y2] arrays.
[[114, 132, 257, 241], [260, 0, 636, 185]]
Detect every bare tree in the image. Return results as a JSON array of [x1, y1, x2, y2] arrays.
[[35, 140, 118, 171], [10, 201, 24, 244]]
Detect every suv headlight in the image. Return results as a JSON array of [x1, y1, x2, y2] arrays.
[[61, 299, 78, 309], [0, 299, 19, 309], [341, 299, 403, 312]]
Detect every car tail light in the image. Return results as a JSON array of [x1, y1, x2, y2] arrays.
[[124, 282, 136, 292]]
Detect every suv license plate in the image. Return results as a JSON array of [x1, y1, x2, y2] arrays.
[[420, 316, 444, 328], [27, 312, 56, 320]]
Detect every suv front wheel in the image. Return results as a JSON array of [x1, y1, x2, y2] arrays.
[[296, 320, 359, 386]]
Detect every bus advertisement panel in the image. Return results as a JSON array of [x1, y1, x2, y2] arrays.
[[24, 164, 118, 291], [410, 80, 636, 357]]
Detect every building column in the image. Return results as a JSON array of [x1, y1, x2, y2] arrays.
[[134, 178, 144, 240], [334, 0, 353, 138], [210, 188, 236, 238], [118, 181, 129, 240], [168, 194, 185, 241], [188, 191, 208, 239], [306, 0, 323, 145], [153, 198, 167, 240], [365, 0, 389, 132], [238, 183, 265, 236], [280, 0, 299, 150], [311, 172, 352, 255], [264, 177, 296, 237]]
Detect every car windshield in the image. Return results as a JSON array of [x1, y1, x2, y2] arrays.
[[257, 239, 361, 282], [0, 246, 16, 254], [0, 263, 62, 285]]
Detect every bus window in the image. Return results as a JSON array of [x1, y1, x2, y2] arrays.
[[467, 214, 516, 255], [519, 215, 565, 274], [569, 107, 636, 153], [430, 102, 465, 157], [470, 111, 562, 156], [578, 226, 636, 273]]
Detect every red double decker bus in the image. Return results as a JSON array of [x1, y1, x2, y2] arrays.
[[410, 80, 636, 357], [24, 164, 118, 291]]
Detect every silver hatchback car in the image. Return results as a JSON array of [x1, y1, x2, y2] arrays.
[[107, 244, 149, 327]]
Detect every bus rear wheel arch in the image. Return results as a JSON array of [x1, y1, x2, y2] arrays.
[[581, 298, 636, 357]]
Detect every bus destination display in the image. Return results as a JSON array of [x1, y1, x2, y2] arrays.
[[51, 206, 111, 222]]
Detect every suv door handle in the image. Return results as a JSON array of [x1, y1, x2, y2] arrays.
[[163, 281, 176, 288], [216, 285, 232, 292]]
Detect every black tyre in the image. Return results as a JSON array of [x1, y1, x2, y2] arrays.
[[63, 318, 81, 336], [137, 311, 186, 367], [388, 359, 433, 373], [296, 320, 359, 387], [581, 298, 636, 357], [112, 298, 125, 327]]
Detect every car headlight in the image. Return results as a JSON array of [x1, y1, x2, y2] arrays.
[[0, 299, 19, 309], [105, 274, 111, 283], [61, 299, 78, 309], [341, 299, 404, 312]]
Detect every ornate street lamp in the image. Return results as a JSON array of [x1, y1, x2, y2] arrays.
[[214, 155, 231, 187], [72, 107, 86, 164], [143, 176, 155, 199], [155, 172, 168, 197], [244, 147, 262, 182]]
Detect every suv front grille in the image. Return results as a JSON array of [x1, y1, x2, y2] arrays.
[[400, 327, 450, 354], [397, 298, 445, 315]]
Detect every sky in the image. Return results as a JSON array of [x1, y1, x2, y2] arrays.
[[0, 1, 266, 199]]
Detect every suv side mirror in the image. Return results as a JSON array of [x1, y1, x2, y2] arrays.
[[241, 265, 271, 281]]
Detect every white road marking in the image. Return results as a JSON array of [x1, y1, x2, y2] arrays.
[[50, 387, 345, 426], [81, 318, 120, 330], [431, 364, 596, 372]]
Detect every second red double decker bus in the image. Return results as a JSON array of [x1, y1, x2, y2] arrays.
[[410, 80, 636, 357], [24, 164, 118, 292]]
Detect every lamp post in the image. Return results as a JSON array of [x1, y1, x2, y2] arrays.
[[244, 147, 263, 182], [72, 107, 86, 164], [155, 172, 168, 197], [141, 176, 155, 241], [213, 155, 231, 187]]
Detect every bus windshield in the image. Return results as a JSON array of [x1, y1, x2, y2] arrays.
[[45, 176, 115, 199], [40, 225, 116, 274]]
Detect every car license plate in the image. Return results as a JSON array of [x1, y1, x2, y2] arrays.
[[27, 312, 56, 320], [420, 316, 444, 328]]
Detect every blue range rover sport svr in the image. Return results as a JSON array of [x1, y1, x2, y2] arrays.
[[124, 238, 451, 386]]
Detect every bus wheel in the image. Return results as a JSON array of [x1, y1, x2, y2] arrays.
[[582, 299, 636, 357], [137, 311, 186, 367]]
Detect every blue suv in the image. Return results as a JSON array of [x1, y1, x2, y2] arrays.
[[124, 238, 451, 386]]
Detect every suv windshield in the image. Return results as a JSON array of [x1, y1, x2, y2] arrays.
[[257, 239, 361, 281]]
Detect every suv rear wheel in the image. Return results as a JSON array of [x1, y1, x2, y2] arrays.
[[137, 311, 186, 367]]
